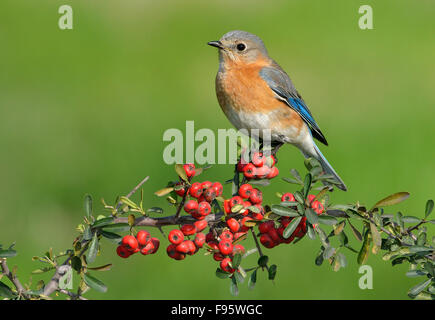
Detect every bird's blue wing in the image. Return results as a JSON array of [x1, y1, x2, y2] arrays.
[[259, 66, 328, 145]]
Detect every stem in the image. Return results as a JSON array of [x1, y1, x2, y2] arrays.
[[0, 258, 30, 299], [115, 176, 149, 212]]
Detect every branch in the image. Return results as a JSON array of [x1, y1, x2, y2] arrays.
[[0, 258, 29, 299]]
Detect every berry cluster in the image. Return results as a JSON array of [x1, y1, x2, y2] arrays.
[[117, 230, 160, 258], [258, 193, 324, 249], [237, 151, 279, 180], [167, 176, 224, 260], [204, 183, 265, 273]]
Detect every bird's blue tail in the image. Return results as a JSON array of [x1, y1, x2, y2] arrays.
[[311, 144, 347, 191]]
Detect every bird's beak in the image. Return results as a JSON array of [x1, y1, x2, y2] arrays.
[[207, 40, 224, 49]]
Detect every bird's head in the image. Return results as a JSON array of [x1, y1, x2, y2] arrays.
[[208, 30, 269, 67]]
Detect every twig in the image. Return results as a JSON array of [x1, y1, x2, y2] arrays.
[[115, 176, 149, 211], [0, 258, 30, 299]]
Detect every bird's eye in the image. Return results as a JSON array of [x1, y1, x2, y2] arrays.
[[236, 43, 246, 51]]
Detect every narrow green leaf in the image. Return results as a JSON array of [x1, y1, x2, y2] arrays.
[[87, 232, 99, 264], [216, 268, 231, 279], [305, 208, 318, 225], [406, 270, 428, 278], [357, 230, 371, 265], [83, 227, 92, 241], [101, 223, 130, 233], [370, 223, 382, 248], [175, 164, 188, 182], [317, 215, 338, 225], [248, 269, 257, 290], [84, 194, 93, 218], [348, 220, 362, 242], [283, 216, 302, 239], [88, 264, 113, 272], [401, 216, 422, 224], [425, 199, 434, 218], [92, 217, 114, 228], [268, 264, 277, 280], [0, 249, 17, 258], [303, 173, 312, 199], [83, 273, 108, 293], [371, 192, 410, 211], [258, 255, 269, 267], [0, 281, 15, 299], [408, 279, 431, 298], [232, 253, 242, 269], [271, 205, 300, 217], [230, 277, 239, 296]]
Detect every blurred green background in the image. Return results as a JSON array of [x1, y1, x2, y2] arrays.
[[1, 0, 434, 300]]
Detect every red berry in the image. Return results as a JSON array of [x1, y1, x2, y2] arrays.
[[191, 212, 205, 220], [174, 182, 186, 196], [140, 241, 155, 255], [233, 231, 247, 240], [220, 257, 235, 273], [311, 200, 324, 215], [205, 232, 214, 243], [136, 230, 151, 246], [189, 182, 203, 198], [259, 234, 275, 248], [249, 188, 263, 204], [211, 182, 223, 196], [166, 244, 177, 258], [243, 163, 257, 179], [183, 163, 196, 178], [241, 216, 253, 229], [150, 237, 160, 253], [168, 229, 184, 245], [281, 192, 295, 202], [194, 219, 208, 232], [265, 155, 276, 167], [213, 252, 225, 261], [121, 235, 139, 252], [194, 232, 206, 248], [307, 194, 316, 204], [226, 218, 240, 233], [237, 160, 247, 172], [255, 166, 271, 179], [198, 201, 212, 216], [233, 244, 245, 255], [204, 188, 217, 202], [201, 181, 213, 190], [207, 241, 219, 251], [176, 240, 191, 254], [223, 200, 232, 214], [219, 240, 233, 255], [268, 228, 281, 244], [185, 240, 196, 255], [117, 245, 132, 258], [238, 184, 253, 199], [258, 221, 274, 233], [252, 152, 266, 167], [184, 200, 198, 214], [229, 196, 244, 208], [181, 224, 197, 236], [220, 230, 234, 242], [266, 166, 279, 179]]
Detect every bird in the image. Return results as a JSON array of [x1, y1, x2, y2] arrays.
[[208, 30, 347, 191]]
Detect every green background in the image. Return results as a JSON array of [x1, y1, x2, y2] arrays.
[[1, 0, 434, 300]]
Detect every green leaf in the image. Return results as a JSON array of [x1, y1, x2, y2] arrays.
[[401, 216, 422, 224], [371, 192, 410, 211], [71, 256, 82, 272], [233, 271, 245, 284], [87, 232, 99, 264], [232, 253, 242, 269], [271, 205, 300, 217], [258, 255, 269, 267], [216, 268, 231, 279], [0, 281, 15, 299], [294, 191, 305, 204], [370, 223, 382, 248], [84, 194, 93, 218], [31, 266, 55, 274], [357, 230, 371, 265], [268, 264, 277, 280], [424, 262, 435, 277], [92, 217, 114, 228], [83, 273, 108, 293], [147, 207, 164, 214], [175, 164, 188, 182], [317, 215, 338, 225], [283, 216, 302, 239], [348, 220, 362, 242], [323, 246, 335, 260], [248, 269, 257, 290], [88, 264, 113, 272], [305, 208, 319, 225], [409, 246, 433, 254], [303, 173, 312, 199], [290, 169, 302, 181], [406, 270, 428, 278], [307, 224, 316, 240], [315, 249, 324, 266], [408, 279, 431, 298], [282, 177, 302, 185], [83, 227, 92, 241], [337, 253, 347, 268], [425, 199, 434, 218], [230, 276, 239, 296], [154, 187, 174, 197], [249, 179, 270, 187], [0, 249, 17, 258], [101, 223, 130, 233]]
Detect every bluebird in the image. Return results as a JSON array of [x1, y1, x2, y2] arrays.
[[208, 30, 347, 191]]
